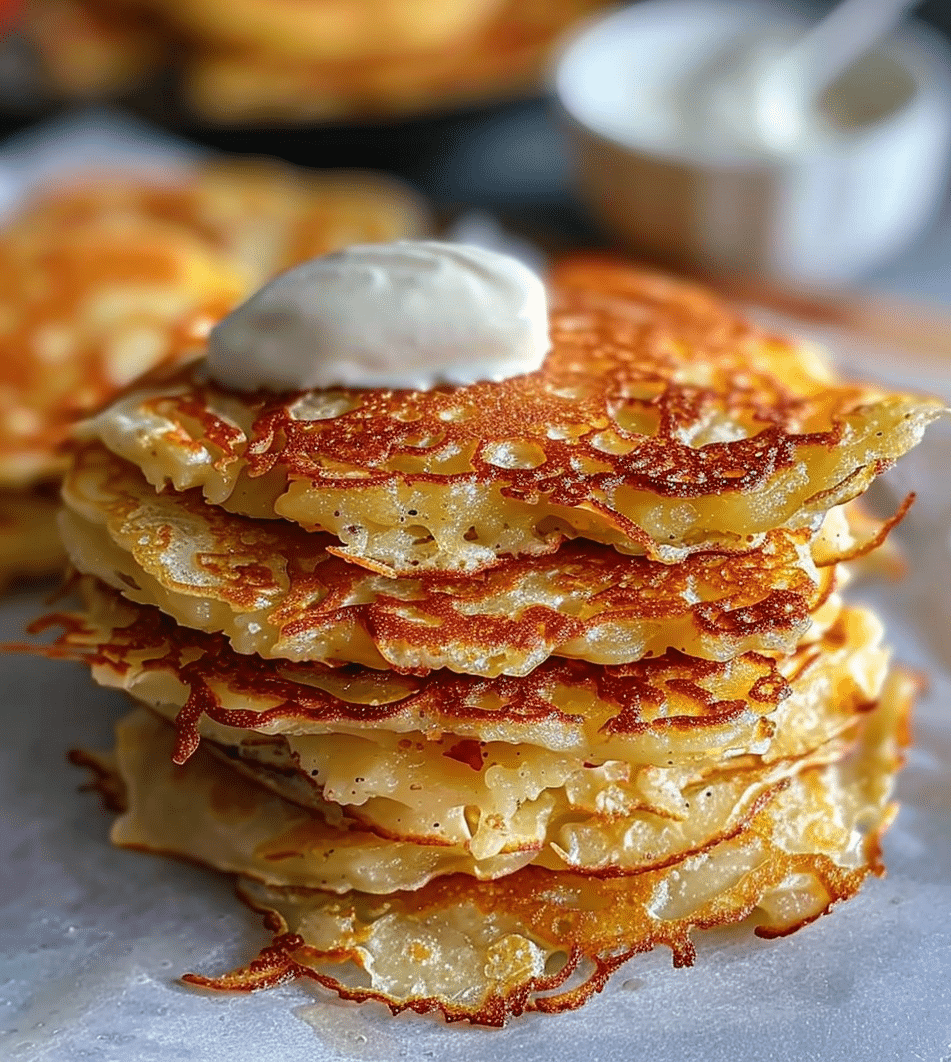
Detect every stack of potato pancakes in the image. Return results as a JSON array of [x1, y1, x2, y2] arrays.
[[49, 256, 940, 1024]]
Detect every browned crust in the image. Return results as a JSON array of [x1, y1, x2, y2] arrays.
[[815, 493, 915, 568], [181, 843, 879, 1026], [115, 259, 938, 522], [25, 582, 798, 766], [63, 442, 863, 673]]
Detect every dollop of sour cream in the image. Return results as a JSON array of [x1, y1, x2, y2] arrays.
[[206, 240, 551, 393]]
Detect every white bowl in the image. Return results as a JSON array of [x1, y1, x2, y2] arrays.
[[554, 0, 951, 282]]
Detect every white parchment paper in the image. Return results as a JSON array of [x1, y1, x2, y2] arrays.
[[1, 113, 950, 1062]]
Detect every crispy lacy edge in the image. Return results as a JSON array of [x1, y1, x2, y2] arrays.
[[61, 445, 914, 673], [173, 667, 914, 1025], [182, 830, 887, 1026]]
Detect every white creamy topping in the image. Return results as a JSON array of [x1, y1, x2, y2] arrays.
[[206, 240, 551, 393]]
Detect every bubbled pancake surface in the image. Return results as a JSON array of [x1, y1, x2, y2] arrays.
[[83, 260, 944, 574], [60, 443, 859, 674]]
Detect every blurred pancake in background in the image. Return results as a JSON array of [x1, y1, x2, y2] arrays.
[[183, 0, 613, 124], [164, 0, 507, 64], [21, 0, 612, 123], [21, 160, 430, 283], [0, 160, 428, 586], [24, 0, 166, 100], [0, 211, 242, 585]]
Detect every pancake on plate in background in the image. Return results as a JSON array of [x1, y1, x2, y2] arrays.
[[0, 159, 428, 586], [23, 0, 612, 122]]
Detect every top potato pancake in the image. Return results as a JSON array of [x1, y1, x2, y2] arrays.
[[83, 258, 943, 575]]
